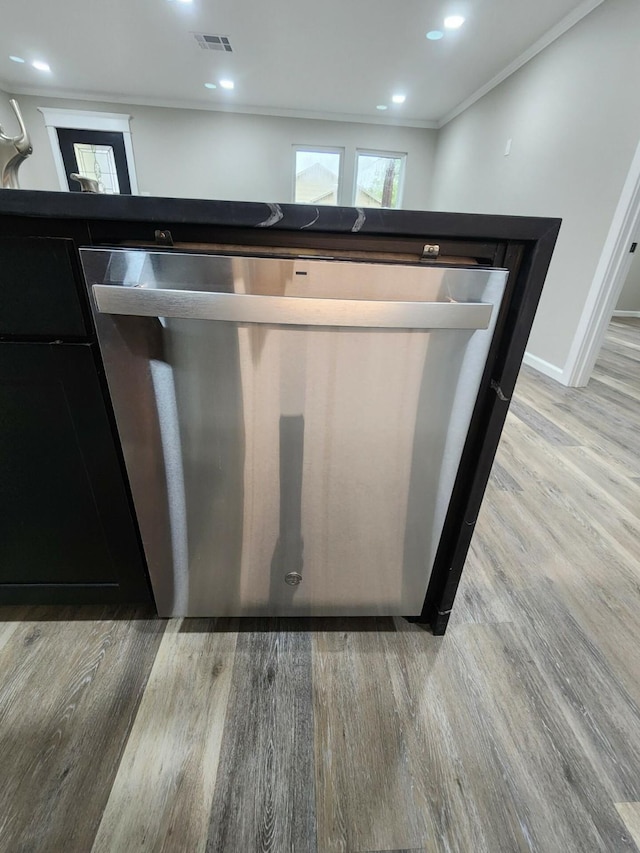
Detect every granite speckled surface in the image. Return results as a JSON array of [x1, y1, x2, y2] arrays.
[[0, 188, 559, 241]]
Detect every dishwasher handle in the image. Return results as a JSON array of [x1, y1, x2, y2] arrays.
[[92, 284, 493, 330]]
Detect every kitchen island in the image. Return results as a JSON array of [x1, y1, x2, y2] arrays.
[[0, 190, 559, 632]]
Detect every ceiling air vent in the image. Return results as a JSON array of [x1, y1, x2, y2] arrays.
[[193, 33, 233, 52]]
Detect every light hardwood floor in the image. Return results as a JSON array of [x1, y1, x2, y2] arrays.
[[1, 319, 639, 853]]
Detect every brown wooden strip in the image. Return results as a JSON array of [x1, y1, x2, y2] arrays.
[[0, 605, 164, 852], [206, 619, 316, 853], [91, 618, 237, 853]]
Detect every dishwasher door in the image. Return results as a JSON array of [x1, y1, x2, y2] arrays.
[[80, 249, 508, 617]]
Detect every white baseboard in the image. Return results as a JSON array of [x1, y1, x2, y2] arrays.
[[612, 310, 640, 317], [522, 351, 568, 384]]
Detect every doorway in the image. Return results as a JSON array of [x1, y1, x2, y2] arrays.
[[56, 128, 132, 194], [563, 138, 640, 386], [612, 246, 640, 319], [39, 107, 139, 196]]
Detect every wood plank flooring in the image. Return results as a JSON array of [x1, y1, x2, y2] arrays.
[[1, 318, 639, 852], [91, 619, 237, 853], [206, 620, 316, 853], [0, 606, 164, 852]]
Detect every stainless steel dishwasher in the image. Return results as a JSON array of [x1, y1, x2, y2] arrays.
[[80, 248, 508, 617]]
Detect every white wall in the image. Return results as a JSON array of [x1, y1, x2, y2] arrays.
[[430, 0, 640, 375], [9, 93, 437, 209], [616, 249, 640, 312]]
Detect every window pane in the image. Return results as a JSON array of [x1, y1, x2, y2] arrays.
[[295, 150, 340, 205], [355, 153, 404, 209], [73, 143, 120, 194]]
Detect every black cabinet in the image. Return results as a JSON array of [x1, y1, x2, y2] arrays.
[[0, 237, 151, 605], [0, 237, 87, 338]]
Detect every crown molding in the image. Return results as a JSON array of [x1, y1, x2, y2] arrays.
[[437, 0, 605, 128], [6, 84, 438, 129]]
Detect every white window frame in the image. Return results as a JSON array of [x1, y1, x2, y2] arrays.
[[353, 149, 407, 209], [292, 145, 344, 206], [38, 107, 139, 194]]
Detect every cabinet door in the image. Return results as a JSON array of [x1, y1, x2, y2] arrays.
[[0, 238, 88, 338], [0, 342, 150, 603]]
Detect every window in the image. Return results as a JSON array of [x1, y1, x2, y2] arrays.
[[293, 146, 343, 205], [292, 146, 407, 209], [354, 151, 406, 209]]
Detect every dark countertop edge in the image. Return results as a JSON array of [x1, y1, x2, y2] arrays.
[[0, 190, 562, 243]]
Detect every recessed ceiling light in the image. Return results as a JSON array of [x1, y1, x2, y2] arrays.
[[9, 55, 25, 63], [32, 60, 51, 72], [391, 94, 406, 104], [219, 79, 234, 89], [426, 30, 444, 40], [204, 82, 217, 89], [376, 105, 388, 111], [444, 15, 465, 29]]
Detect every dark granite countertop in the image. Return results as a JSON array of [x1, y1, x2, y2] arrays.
[[0, 189, 560, 242]]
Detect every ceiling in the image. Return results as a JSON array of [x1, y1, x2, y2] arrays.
[[0, 0, 602, 127]]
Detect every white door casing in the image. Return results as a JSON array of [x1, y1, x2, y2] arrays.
[[563, 136, 640, 386], [38, 107, 139, 194]]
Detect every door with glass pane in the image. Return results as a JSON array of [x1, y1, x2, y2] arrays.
[[56, 128, 132, 194]]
